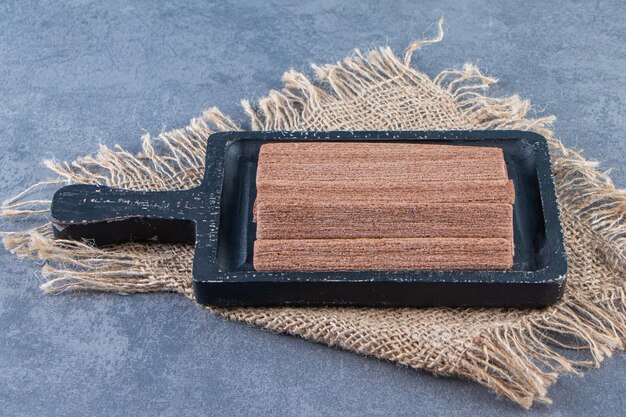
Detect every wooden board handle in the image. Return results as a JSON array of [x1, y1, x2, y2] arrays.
[[51, 184, 197, 245]]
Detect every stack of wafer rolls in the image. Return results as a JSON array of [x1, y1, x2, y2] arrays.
[[253, 142, 515, 272]]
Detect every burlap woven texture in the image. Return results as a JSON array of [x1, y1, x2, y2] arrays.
[[3, 22, 625, 408]]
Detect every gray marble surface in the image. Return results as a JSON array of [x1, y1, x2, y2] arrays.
[[1, 1, 625, 416]]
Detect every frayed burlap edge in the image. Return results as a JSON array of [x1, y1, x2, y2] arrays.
[[2, 21, 625, 408]]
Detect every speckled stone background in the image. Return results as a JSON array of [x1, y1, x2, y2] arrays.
[[1, 1, 624, 416]]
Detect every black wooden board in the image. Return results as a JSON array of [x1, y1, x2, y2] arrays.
[[51, 130, 568, 308]]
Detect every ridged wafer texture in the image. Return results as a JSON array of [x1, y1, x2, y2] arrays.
[[255, 202, 513, 240], [257, 158, 508, 183], [255, 180, 515, 205], [259, 142, 506, 162], [254, 237, 514, 271], [258, 142, 508, 184]]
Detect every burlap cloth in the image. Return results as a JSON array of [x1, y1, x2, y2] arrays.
[[3, 23, 625, 408]]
